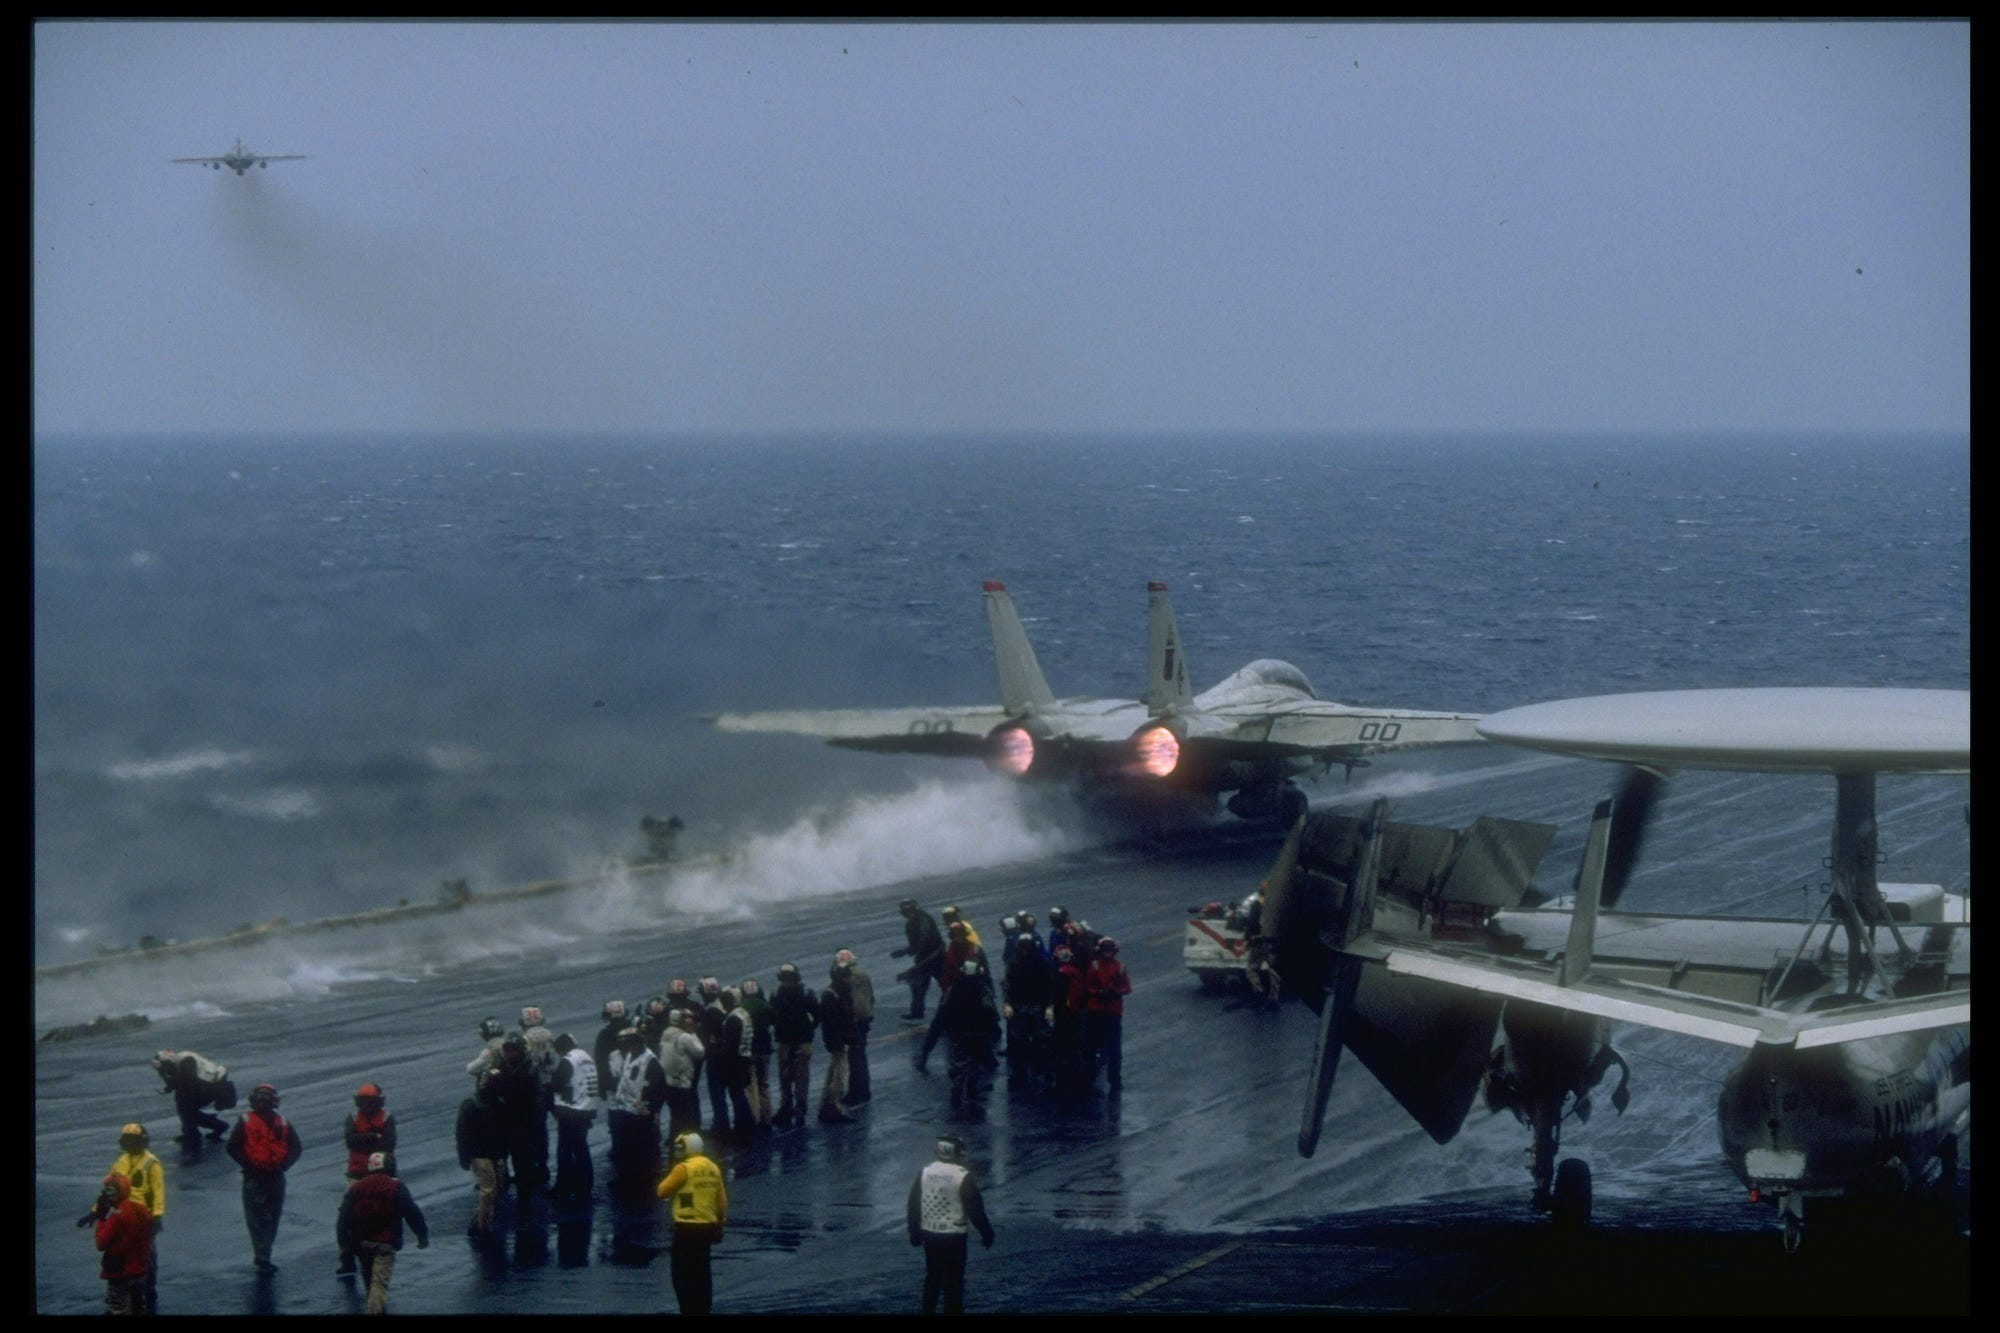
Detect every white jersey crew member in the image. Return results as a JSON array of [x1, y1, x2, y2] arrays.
[[905, 1134, 995, 1314]]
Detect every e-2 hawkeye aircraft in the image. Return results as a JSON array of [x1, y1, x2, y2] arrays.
[[172, 138, 307, 176], [1259, 686, 1968, 1250], [708, 581, 1484, 824]]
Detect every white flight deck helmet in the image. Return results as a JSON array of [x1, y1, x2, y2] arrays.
[[676, 1132, 705, 1158]]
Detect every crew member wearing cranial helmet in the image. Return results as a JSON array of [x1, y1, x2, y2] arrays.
[[606, 1026, 667, 1191], [655, 1131, 728, 1314], [737, 977, 775, 1132], [90, 1171, 154, 1315], [336, 1150, 429, 1315], [696, 978, 736, 1138], [336, 1082, 397, 1276], [835, 948, 876, 1105], [466, 1016, 508, 1080], [225, 1083, 303, 1274], [770, 962, 820, 1129], [1083, 934, 1132, 1094], [938, 905, 982, 950], [517, 1005, 557, 1176], [917, 956, 1002, 1116], [594, 998, 629, 1077], [891, 899, 946, 1021], [454, 1069, 509, 1236], [906, 1132, 994, 1313], [938, 920, 985, 996], [488, 1034, 547, 1211], [713, 989, 755, 1143], [150, 1048, 232, 1142], [550, 1032, 600, 1202], [99, 1123, 165, 1313]]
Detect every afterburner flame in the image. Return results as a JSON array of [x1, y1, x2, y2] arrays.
[[1131, 726, 1181, 778], [985, 727, 1035, 778]]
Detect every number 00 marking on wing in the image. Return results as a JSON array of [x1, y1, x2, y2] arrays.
[[908, 719, 957, 735], [1358, 722, 1401, 742]]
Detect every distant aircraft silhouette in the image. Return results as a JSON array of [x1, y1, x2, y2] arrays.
[[172, 138, 307, 177]]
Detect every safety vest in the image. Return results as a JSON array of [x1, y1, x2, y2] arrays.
[[347, 1172, 401, 1241], [109, 1150, 164, 1219], [919, 1161, 970, 1234], [239, 1110, 291, 1171], [610, 1048, 658, 1115], [345, 1109, 392, 1177], [669, 1155, 725, 1226], [556, 1048, 599, 1114]]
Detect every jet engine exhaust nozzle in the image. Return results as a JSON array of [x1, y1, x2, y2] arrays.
[[983, 724, 1036, 778], [1129, 725, 1181, 779]]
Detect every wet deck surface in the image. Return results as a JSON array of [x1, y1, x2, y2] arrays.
[[35, 752, 1970, 1313]]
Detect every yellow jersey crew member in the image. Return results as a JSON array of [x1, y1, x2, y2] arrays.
[[655, 1132, 727, 1314]]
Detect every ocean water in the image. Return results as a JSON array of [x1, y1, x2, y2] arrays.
[[32, 431, 1970, 976]]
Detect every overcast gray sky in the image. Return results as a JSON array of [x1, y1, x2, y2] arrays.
[[32, 20, 1968, 438]]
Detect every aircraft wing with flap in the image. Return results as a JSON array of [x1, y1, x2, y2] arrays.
[[705, 705, 1011, 756], [1372, 920, 1970, 1050], [1190, 702, 1486, 757]]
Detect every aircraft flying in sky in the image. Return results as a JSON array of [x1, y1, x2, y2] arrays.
[[171, 138, 307, 176], [1261, 686, 1969, 1250], [708, 581, 1486, 824]]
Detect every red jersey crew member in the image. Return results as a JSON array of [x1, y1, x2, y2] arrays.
[[336, 1083, 395, 1277], [89, 1172, 154, 1315], [1083, 936, 1132, 1093], [336, 1151, 429, 1315], [226, 1083, 303, 1274]]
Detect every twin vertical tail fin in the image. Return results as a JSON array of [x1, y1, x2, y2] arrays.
[[1145, 582, 1194, 716], [983, 582, 1056, 715]]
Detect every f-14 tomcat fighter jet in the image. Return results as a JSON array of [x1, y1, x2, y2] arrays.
[[1261, 687, 1968, 1251], [708, 581, 1485, 824], [172, 138, 307, 176]]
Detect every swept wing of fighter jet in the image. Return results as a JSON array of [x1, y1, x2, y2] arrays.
[[708, 581, 1485, 823], [1261, 687, 1969, 1250], [171, 138, 307, 176]]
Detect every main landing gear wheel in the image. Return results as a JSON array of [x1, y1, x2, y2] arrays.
[[1551, 1157, 1592, 1231]]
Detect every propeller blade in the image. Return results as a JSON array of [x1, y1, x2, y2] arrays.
[[1298, 799, 1386, 1157], [1298, 953, 1360, 1157], [1600, 766, 1662, 910], [1261, 812, 1307, 919]]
